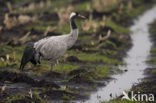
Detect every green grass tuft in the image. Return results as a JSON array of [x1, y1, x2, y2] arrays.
[[3, 91, 45, 103], [106, 20, 130, 34]]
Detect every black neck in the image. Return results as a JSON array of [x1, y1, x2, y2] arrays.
[[70, 18, 77, 29]]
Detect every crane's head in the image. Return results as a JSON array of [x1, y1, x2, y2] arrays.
[[70, 12, 86, 19]]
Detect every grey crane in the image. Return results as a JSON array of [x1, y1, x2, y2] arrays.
[[20, 12, 86, 71]]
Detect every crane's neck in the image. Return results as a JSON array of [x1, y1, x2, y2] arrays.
[[66, 18, 78, 49], [70, 17, 77, 29]]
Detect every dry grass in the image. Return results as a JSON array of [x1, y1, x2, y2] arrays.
[[92, 0, 119, 12], [0, 54, 12, 66], [99, 29, 111, 41], [7, 2, 13, 13], [3, 13, 37, 29], [18, 15, 36, 24], [7, 31, 41, 46], [55, 6, 73, 24], [0, 57, 5, 63], [127, 1, 133, 10], [97, 30, 111, 49], [28, 89, 33, 99], [82, 14, 106, 33], [1, 84, 6, 94], [18, 0, 51, 12], [19, 31, 31, 43], [44, 26, 57, 36], [0, 26, 3, 31], [82, 14, 98, 32], [4, 13, 17, 29]]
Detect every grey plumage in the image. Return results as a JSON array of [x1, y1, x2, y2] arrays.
[[20, 12, 86, 71], [34, 29, 78, 63]]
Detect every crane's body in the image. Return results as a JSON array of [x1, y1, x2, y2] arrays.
[[20, 12, 86, 71], [34, 29, 78, 64]]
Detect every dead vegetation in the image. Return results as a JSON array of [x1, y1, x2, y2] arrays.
[[97, 30, 111, 49], [92, 0, 118, 12], [44, 26, 57, 36], [3, 13, 37, 29], [3, 1, 50, 29], [17, 0, 52, 13], [0, 84, 6, 94], [55, 6, 74, 24], [6, 2, 13, 13], [82, 15, 106, 33], [5, 31, 38, 46]]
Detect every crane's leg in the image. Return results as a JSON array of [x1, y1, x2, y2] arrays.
[[50, 62, 55, 72], [51, 64, 53, 72], [50, 60, 58, 72]]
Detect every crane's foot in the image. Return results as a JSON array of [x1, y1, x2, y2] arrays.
[[19, 65, 24, 71]]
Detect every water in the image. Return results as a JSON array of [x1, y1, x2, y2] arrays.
[[84, 5, 156, 103]]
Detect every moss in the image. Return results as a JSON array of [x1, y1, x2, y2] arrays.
[[94, 66, 110, 79], [152, 69, 156, 74], [74, 1, 92, 11], [101, 40, 118, 49], [105, 20, 130, 34], [78, 71, 94, 82], [62, 94, 70, 100], [0, 45, 26, 68], [77, 52, 122, 65], [53, 63, 80, 74], [84, 92, 89, 96], [150, 48, 156, 53], [93, 85, 97, 89], [72, 65, 110, 80], [78, 65, 110, 80], [101, 49, 118, 57], [50, 0, 70, 9], [125, 0, 156, 19], [3, 91, 45, 103], [147, 57, 156, 64], [127, 6, 145, 18]]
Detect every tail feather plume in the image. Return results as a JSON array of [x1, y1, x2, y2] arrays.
[[20, 42, 36, 71]]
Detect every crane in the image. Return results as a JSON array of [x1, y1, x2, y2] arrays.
[[20, 12, 86, 71]]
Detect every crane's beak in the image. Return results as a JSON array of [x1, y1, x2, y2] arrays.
[[78, 14, 87, 19]]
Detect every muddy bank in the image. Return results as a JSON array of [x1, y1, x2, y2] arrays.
[[131, 68, 156, 99], [0, 70, 60, 88], [0, 70, 87, 102]]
